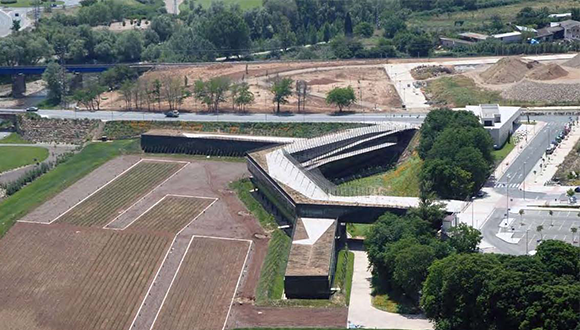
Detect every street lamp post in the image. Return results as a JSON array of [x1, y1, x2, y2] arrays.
[[471, 196, 475, 228], [525, 230, 529, 255], [523, 161, 526, 200]]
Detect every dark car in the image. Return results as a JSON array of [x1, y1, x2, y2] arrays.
[[26, 106, 38, 112], [165, 110, 179, 118], [575, 187, 580, 193]]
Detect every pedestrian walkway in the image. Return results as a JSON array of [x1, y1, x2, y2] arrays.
[[347, 249, 432, 330]]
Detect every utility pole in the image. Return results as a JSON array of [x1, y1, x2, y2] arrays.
[[523, 162, 526, 200]]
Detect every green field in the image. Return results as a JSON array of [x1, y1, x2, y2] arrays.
[[332, 250, 355, 305], [0, 140, 139, 237], [425, 76, 504, 108], [0, 146, 48, 173], [0, 0, 63, 7], [338, 154, 423, 197], [409, 0, 578, 32], [0, 133, 32, 144], [492, 136, 515, 164], [180, 0, 261, 12]]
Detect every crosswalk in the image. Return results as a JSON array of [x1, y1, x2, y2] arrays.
[[494, 183, 521, 189]]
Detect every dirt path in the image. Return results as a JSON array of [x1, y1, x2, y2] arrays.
[[164, 0, 182, 14]]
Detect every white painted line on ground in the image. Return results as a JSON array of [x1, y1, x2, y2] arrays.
[[222, 239, 252, 330], [166, 194, 216, 200], [193, 234, 253, 243], [147, 235, 196, 330], [47, 159, 144, 224], [107, 195, 170, 231], [128, 234, 179, 330], [142, 158, 190, 164], [174, 198, 218, 236], [103, 162, 189, 229]]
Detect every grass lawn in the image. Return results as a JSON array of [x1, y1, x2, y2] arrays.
[[0, 140, 139, 237], [425, 76, 504, 108], [0, 146, 48, 173], [332, 249, 355, 305], [0, 133, 32, 144], [347, 223, 371, 238], [338, 153, 423, 197], [408, 0, 577, 32], [371, 290, 421, 315], [236, 329, 405, 330], [492, 137, 515, 164]]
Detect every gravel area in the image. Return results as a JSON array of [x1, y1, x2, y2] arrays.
[[501, 80, 580, 103]]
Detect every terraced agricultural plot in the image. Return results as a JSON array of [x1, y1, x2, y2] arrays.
[[0, 222, 171, 330], [125, 195, 216, 233], [56, 160, 185, 227], [152, 236, 251, 330]]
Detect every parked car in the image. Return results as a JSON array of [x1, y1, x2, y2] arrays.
[[575, 186, 580, 193], [165, 110, 179, 118], [26, 106, 38, 112]]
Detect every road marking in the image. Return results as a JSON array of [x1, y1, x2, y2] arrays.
[[222, 239, 252, 330]]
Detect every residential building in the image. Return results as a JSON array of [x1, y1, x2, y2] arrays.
[[439, 37, 474, 49], [559, 20, 580, 40], [458, 32, 489, 43], [493, 31, 522, 43]]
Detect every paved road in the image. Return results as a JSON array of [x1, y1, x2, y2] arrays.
[[0, 109, 427, 124], [0, 10, 11, 38]]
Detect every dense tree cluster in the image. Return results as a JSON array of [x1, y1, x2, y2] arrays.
[[418, 109, 494, 199], [365, 198, 481, 304], [422, 240, 580, 330]]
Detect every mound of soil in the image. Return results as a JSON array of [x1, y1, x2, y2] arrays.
[[526, 63, 568, 81], [563, 53, 580, 68], [308, 78, 339, 85], [480, 57, 540, 84]]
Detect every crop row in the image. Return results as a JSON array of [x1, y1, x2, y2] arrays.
[[57, 161, 183, 227], [129, 196, 214, 234], [152, 237, 249, 330]]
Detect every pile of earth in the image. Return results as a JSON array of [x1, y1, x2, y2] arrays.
[[479, 57, 540, 84], [411, 65, 455, 80], [526, 63, 569, 81], [501, 80, 580, 103], [563, 53, 580, 68]]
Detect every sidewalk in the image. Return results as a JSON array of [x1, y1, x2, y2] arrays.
[[523, 121, 580, 190], [347, 250, 432, 330], [494, 122, 545, 179]]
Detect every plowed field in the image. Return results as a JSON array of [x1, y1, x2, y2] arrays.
[[0, 222, 171, 330], [127, 195, 215, 234], [152, 236, 250, 330], [56, 160, 185, 227]]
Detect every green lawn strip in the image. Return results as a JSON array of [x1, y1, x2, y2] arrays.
[[1, 0, 63, 7], [492, 137, 515, 164], [347, 223, 371, 238], [190, 0, 261, 10], [332, 250, 355, 305], [230, 178, 291, 303], [0, 146, 48, 173], [104, 121, 365, 140], [0, 133, 32, 144], [372, 293, 400, 313], [235, 328, 404, 330], [338, 154, 422, 197], [0, 140, 139, 237], [146, 152, 245, 163], [424, 76, 504, 108]]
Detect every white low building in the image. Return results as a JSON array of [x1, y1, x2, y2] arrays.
[[463, 104, 521, 148]]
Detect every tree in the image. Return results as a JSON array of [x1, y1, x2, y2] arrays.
[[567, 188, 575, 198], [270, 77, 293, 113], [344, 12, 353, 37], [150, 15, 174, 42], [326, 86, 356, 112], [536, 240, 580, 277], [115, 30, 143, 62], [382, 13, 406, 38], [43, 62, 66, 105], [537, 225, 544, 241], [233, 82, 254, 111], [295, 80, 308, 112], [11, 20, 20, 32], [275, 16, 296, 50], [72, 82, 107, 111], [393, 244, 435, 300], [162, 27, 216, 62], [354, 22, 374, 37], [203, 10, 251, 58], [193, 77, 231, 113], [447, 223, 482, 253], [321, 22, 332, 42]]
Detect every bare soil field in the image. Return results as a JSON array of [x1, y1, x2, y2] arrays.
[[0, 222, 171, 330], [100, 60, 403, 113], [152, 236, 251, 330], [6, 155, 347, 329], [55, 160, 185, 227]]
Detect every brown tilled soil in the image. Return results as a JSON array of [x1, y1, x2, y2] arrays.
[[526, 63, 569, 81], [10, 155, 317, 330]]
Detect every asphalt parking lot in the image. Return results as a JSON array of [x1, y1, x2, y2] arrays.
[[504, 209, 580, 252]]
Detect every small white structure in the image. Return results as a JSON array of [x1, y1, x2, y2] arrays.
[[463, 104, 521, 147], [493, 31, 522, 44]]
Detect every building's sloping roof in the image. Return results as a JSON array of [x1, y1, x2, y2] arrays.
[[537, 26, 564, 37], [559, 20, 580, 30], [493, 31, 522, 39], [458, 32, 489, 40], [285, 218, 337, 277]]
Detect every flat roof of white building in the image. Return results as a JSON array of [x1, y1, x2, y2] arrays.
[[461, 104, 521, 129]]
